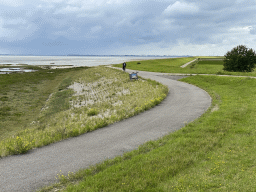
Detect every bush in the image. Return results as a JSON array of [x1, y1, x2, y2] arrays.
[[223, 45, 256, 72], [87, 108, 99, 116], [6, 136, 35, 155]]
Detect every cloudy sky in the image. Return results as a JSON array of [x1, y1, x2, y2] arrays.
[[0, 0, 256, 56]]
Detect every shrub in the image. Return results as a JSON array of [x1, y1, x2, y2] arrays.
[[87, 108, 99, 116], [223, 45, 256, 72], [6, 136, 34, 155]]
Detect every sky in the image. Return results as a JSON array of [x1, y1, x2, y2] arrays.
[[0, 0, 256, 56]]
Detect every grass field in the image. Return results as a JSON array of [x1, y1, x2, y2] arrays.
[[194, 56, 225, 59], [0, 66, 81, 140], [114, 57, 256, 76], [39, 74, 256, 192], [0, 66, 167, 157]]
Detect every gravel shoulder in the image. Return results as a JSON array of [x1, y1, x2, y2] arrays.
[[0, 69, 211, 192]]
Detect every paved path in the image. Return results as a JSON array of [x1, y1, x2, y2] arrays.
[[180, 59, 197, 68], [160, 73, 256, 79], [0, 69, 211, 192]]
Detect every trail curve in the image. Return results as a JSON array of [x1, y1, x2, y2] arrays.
[[0, 69, 211, 192]]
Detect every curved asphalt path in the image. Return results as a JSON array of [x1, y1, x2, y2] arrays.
[[0, 69, 211, 192]]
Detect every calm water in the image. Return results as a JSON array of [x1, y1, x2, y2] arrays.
[[0, 56, 177, 67]]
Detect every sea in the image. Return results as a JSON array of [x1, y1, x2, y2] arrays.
[[0, 55, 184, 67]]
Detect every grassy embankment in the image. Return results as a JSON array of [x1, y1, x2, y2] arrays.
[[0, 66, 167, 157], [115, 56, 256, 77], [40, 58, 256, 191]]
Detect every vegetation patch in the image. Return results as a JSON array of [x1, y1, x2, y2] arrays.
[[87, 108, 99, 116], [223, 45, 256, 72], [189, 59, 199, 68], [197, 60, 224, 65], [0, 66, 167, 157]]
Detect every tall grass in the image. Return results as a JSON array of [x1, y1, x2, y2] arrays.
[[0, 66, 167, 157]]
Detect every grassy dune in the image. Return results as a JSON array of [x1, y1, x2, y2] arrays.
[[0, 66, 167, 157]]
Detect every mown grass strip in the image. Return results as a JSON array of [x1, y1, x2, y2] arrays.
[[39, 75, 256, 192], [114, 57, 256, 76]]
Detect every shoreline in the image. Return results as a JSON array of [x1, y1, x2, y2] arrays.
[[0, 55, 183, 67]]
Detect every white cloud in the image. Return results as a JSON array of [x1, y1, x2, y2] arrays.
[[163, 1, 199, 16], [0, 0, 256, 55], [53, 26, 81, 38], [40, 0, 64, 3], [236, 0, 246, 4], [37, 3, 54, 10], [250, 26, 256, 35], [4, 18, 27, 26], [91, 26, 102, 33], [0, 16, 39, 41], [0, 0, 24, 7], [229, 26, 252, 33], [0, 48, 8, 54], [0, 18, 18, 38], [106, 0, 131, 4], [54, 5, 81, 14]]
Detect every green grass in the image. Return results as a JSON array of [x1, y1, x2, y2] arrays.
[[0, 66, 167, 157], [115, 57, 196, 73], [114, 57, 256, 76], [198, 60, 224, 65], [194, 56, 225, 59], [0, 67, 85, 140], [39, 75, 256, 192]]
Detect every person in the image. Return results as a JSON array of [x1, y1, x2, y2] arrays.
[[122, 62, 126, 71]]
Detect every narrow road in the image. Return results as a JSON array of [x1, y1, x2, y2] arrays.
[[0, 69, 211, 192]]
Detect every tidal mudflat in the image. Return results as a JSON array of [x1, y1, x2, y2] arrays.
[[0, 55, 176, 67]]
